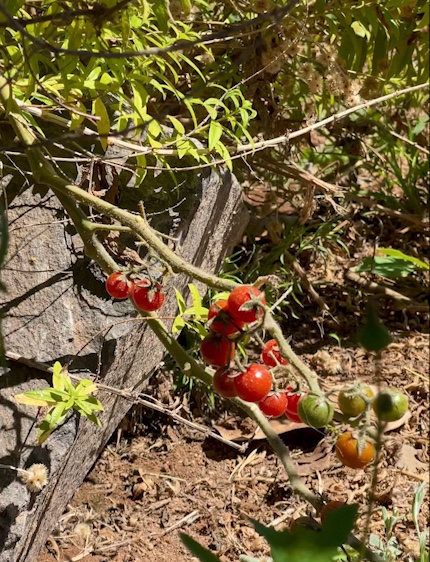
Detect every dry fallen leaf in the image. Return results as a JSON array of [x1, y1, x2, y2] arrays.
[[394, 443, 428, 474], [383, 410, 411, 433], [213, 418, 310, 442]]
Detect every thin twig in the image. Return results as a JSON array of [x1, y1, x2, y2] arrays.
[[283, 250, 330, 313], [345, 270, 413, 305], [8, 84, 428, 166], [149, 510, 200, 538]]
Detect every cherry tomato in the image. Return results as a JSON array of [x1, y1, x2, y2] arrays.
[[213, 368, 237, 398], [261, 339, 288, 368], [298, 394, 334, 428], [200, 334, 235, 366], [132, 279, 165, 312], [320, 501, 347, 523], [338, 385, 374, 417], [259, 392, 288, 418], [105, 272, 133, 300], [335, 432, 375, 469], [234, 364, 272, 403], [372, 388, 408, 422], [285, 387, 307, 423], [208, 299, 244, 338], [227, 285, 266, 324]]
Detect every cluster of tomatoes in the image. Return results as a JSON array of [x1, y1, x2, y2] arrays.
[[106, 275, 410, 472], [334, 384, 408, 469], [200, 284, 410, 471], [105, 271, 165, 312], [199, 285, 314, 423]]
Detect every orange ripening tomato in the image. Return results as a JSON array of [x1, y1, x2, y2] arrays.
[[335, 432, 375, 469]]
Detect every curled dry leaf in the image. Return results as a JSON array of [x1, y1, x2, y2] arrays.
[[383, 410, 411, 432]]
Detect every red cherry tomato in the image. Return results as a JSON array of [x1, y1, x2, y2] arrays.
[[335, 432, 375, 469], [234, 364, 272, 403], [259, 392, 288, 418], [200, 334, 235, 366], [106, 272, 133, 300], [132, 279, 165, 312], [285, 387, 307, 423], [261, 339, 288, 368], [227, 286, 266, 324], [320, 501, 347, 523], [213, 368, 237, 398], [208, 299, 245, 338]]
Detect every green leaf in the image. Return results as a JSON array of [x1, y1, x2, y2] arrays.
[[92, 97, 110, 151], [214, 141, 233, 171], [74, 396, 104, 419], [135, 154, 147, 186], [147, 118, 162, 139], [358, 302, 392, 352], [180, 533, 221, 562], [4, 0, 25, 17], [356, 256, 416, 278], [47, 400, 69, 428], [250, 505, 357, 562], [14, 392, 53, 407], [150, 0, 170, 33], [378, 248, 429, 270], [15, 387, 68, 406], [74, 379, 98, 398], [175, 288, 187, 314], [351, 20, 370, 39], [188, 283, 202, 309], [172, 315, 186, 333], [52, 361, 65, 391], [176, 138, 200, 160], [167, 115, 185, 136], [208, 121, 223, 151], [131, 81, 149, 115]]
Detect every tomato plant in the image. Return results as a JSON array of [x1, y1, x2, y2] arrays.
[[338, 385, 374, 417], [227, 285, 266, 324], [208, 299, 244, 338], [234, 364, 272, 403], [372, 388, 409, 422], [284, 388, 307, 423], [261, 339, 288, 367], [298, 394, 334, 428], [212, 368, 237, 398], [132, 279, 165, 312], [335, 432, 375, 469], [259, 392, 288, 418], [105, 272, 133, 300], [200, 334, 235, 366]]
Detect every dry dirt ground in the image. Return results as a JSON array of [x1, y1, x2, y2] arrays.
[[36, 338, 429, 562]]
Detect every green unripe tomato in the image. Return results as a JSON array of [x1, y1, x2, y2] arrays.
[[338, 385, 374, 417], [372, 389, 408, 422], [298, 394, 334, 428]]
